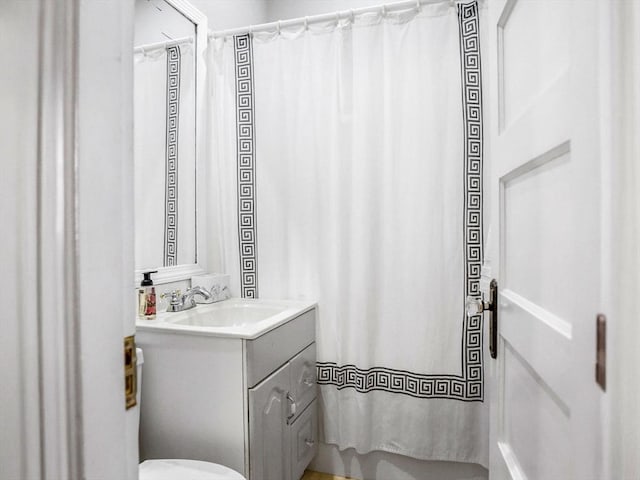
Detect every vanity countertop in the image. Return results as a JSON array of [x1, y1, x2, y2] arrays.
[[135, 297, 317, 339]]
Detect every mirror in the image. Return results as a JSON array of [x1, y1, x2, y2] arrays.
[[133, 0, 207, 282]]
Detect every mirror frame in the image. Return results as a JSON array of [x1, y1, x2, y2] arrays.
[[134, 0, 208, 285]]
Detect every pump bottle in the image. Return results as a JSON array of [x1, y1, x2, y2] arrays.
[[138, 270, 158, 319]]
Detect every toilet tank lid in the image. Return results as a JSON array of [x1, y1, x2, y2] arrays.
[[136, 347, 144, 366]]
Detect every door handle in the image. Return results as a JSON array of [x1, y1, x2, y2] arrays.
[[465, 279, 498, 359], [286, 393, 297, 420]]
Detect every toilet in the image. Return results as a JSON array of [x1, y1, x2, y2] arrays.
[[132, 348, 246, 480], [139, 459, 245, 480]]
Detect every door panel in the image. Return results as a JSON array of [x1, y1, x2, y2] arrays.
[[500, 290, 571, 404], [503, 144, 577, 320], [499, 0, 570, 129], [502, 344, 571, 480], [249, 363, 291, 480], [488, 0, 603, 478], [290, 400, 318, 480]]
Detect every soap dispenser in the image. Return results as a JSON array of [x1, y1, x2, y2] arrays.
[[138, 270, 158, 319]]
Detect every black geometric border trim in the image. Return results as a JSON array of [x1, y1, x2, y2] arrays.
[[234, 34, 259, 299], [164, 45, 181, 267], [316, 1, 484, 401], [318, 363, 478, 401], [458, 0, 484, 400]]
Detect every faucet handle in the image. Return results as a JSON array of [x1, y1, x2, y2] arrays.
[[161, 290, 183, 309], [160, 290, 181, 300]]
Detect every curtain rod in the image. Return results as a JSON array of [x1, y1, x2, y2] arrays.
[[209, 0, 459, 39], [134, 35, 194, 54]]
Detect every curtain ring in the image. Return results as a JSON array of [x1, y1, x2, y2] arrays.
[[335, 12, 339, 26], [381, 5, 387, 17], [277, 20, 281, 35], [304, 16, 309, 30], [248, 25, 253, 36], [350, 9, 355, 24]]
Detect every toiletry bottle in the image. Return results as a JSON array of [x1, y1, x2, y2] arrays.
[[138, 270, 158, 319]]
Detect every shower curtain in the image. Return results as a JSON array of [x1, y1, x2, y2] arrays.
[[134, 42, 196, 270], [209, 0, 487, 466]]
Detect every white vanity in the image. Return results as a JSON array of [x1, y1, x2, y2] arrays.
[[136, 298, 318, 480]]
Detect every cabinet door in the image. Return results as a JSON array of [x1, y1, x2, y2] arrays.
[[288, 343, 316, 423], [248, 363, 291, 480], [289, 400, 318, 480]]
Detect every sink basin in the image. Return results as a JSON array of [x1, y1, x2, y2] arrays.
[[169, 301, 287, 327], [135, 297, 316, 339]]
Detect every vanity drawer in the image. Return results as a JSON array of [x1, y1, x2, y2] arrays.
[[245, 308, 315, 388], [290, 400, 318, 480], [288, 343, 316, 423]]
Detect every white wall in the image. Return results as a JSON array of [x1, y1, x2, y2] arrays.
[[265, 0, 399, 22], [184, 0, 389, 31], [189, 0, 389, 32], [188, 0, 268, 30], [190, 0, 420, 32], [135, 0, 196, 45]]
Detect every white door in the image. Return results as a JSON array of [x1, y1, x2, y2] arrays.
[[1, 1, 136, 478], [487, 0, 605, 478]]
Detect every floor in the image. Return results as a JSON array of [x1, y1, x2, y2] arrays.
[[302, 471, 354, 480]]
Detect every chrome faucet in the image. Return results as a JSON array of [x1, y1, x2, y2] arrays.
[[165, 286, 213, 312]]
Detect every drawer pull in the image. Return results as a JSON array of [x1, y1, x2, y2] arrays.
[[304, 439, 315, 448], [287, 393, 297, 419]]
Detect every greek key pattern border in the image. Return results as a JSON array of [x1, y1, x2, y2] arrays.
[[317, 1, 484, 401], [234, 34, 259, 298], [318, 364, 475, 401], [164, 45, 181, 267]]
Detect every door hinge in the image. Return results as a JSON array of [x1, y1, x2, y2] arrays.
[[124, 335, 137, 409], [595, 314, 606, 391]]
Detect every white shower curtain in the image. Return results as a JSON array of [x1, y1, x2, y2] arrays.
[[134, 42, 196, 270], [209, 0, 487, 466]]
